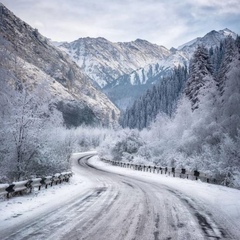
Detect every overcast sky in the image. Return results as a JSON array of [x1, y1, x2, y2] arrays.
[[1, 0, 240, 48]]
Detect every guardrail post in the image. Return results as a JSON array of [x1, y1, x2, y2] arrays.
[[40, 177, 46, 190], [5, 184, 15, 198], [194, 170, 200, 180], [30, 178, 42, 191], [42, 176, 53, 188], [181, 169, 186, 178]]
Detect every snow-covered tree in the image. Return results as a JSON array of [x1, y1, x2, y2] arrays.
[[219, 37, 240, 138], [103, 38, 240, 188], [185, 45, 213, 110]]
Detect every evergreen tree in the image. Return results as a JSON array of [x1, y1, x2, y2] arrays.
[[121, 66, 188, 129], [185, 45, 213, 110], [219, 37, 240, 138], [217, 37, 237, 96]]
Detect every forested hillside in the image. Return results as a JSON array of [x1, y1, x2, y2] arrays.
[[100, 36, 240, 187], [120, 66, 188, 129]]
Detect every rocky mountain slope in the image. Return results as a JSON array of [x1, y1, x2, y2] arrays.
[[0, 3, 120, 127], [57, 37, 170, 88]]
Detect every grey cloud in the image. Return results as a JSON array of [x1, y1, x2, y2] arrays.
[[1, 0, 239, 48]]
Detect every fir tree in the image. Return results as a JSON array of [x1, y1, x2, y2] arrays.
[[185, 45, 213, 110]]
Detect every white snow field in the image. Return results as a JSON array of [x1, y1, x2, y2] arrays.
[[0, 152, 240, 240]]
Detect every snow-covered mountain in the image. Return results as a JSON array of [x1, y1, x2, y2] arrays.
[[0, 3, 120, 127], [103, 28, 237, 109], [56, 38, 170, 88], [113, 28, 237, 87], [177, 28, 237, 58], [55, 28, 236, 110]]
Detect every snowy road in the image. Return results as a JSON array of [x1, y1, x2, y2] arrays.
[[1, 153, 240, 240]]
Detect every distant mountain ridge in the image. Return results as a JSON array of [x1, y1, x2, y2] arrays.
[[104, 28, 237, 109], [111, 28, 237, 88], [54, 28, 237, 110], [56, 37, 170, 88]]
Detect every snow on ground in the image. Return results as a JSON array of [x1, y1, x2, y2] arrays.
[[0, 152, 97, 232], [1, 152, 240, 237], [89, 156, 240, 230]]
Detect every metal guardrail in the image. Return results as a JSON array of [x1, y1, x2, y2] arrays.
[[101, 159, 216, 184], [0, 171, 73, 199]]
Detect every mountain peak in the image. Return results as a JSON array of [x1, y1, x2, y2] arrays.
[[134, 38, 149, 43], [218, 28, 237, 38], [221, 28, 233, 32], [208, 30, 218, 35], [177, 28, 237, 51], [76, 36, 108, 42]]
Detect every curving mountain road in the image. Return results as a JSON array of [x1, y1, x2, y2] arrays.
[[1, 153, 238, 240]]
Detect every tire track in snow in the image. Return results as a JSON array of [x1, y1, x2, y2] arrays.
[[165, 188, 234, 239]]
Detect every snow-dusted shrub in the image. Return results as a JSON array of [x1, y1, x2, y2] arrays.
[[98, 128, 143, 161], [75, 126, 110, 151], [215, 132, 240, 187], [111, 129, 143, 161]]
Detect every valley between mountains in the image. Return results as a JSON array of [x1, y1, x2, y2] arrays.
[[1, 2, 240, 240]]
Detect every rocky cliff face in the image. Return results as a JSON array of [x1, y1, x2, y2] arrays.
[[0, 3, 120, 127]]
